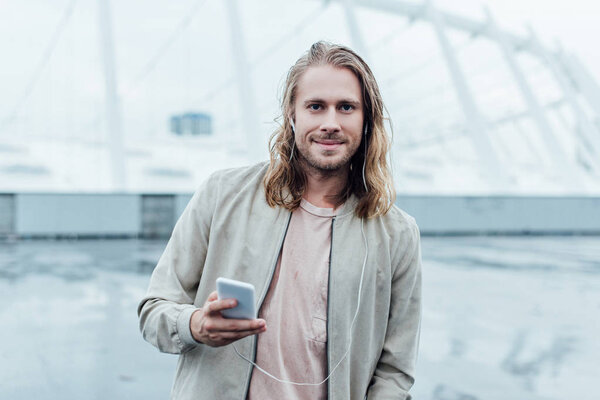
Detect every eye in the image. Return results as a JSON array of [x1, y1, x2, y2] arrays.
[[308, 103, 322, 111], [340, 104, 354, 112]]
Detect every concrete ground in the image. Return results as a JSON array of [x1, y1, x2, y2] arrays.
[[0, 236, 598, 399]]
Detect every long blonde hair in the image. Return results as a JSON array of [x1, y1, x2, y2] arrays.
[[263, 41, 395, 219]]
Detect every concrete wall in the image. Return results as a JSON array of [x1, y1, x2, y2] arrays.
[[175, 194, 193, 221], [0, 193, 598, 238], [0, 194, 14, 235], [141, 195, 176, 238], [15, 194, 140, 237], [397, 195, 600, 234]]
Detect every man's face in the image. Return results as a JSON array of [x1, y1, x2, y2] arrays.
[[293, 65, 364, 173]]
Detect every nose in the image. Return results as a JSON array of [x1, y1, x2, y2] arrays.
[[320, 107, 341, 134]]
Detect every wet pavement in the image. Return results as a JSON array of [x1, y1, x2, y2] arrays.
[[0, 237, 598, 399]]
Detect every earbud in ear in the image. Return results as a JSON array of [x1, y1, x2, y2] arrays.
[[290, 119, 296, 133]]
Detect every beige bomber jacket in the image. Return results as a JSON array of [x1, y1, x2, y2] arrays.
[[137, 162, 422, 400]]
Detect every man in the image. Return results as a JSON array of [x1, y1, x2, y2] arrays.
[[138, 41, 422, 400]]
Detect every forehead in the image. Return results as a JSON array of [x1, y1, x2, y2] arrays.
[[295, 65, 362, 103]]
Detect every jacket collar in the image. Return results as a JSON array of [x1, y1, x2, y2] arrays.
[[335, 194, 359, 219]]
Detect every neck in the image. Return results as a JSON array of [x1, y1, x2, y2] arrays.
[[299, 159, 349, 209]]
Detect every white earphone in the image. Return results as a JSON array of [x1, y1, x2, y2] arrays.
[[289, 119, 296, 161], [362, 124, 368, 192]]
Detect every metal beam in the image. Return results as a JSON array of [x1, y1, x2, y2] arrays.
[[225, 0, 263, 162], [97, 0, 127, 191], [337, 0, 600, 125], [426, 1, 511, 189], [341, 0, 593, 85], [483, 7, 583, 188], [527, 27, 600, 174], [554, 50, 600, 120], [341, 0, 369, 60]]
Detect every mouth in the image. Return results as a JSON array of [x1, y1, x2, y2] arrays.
[[313, 138, 344, 151]]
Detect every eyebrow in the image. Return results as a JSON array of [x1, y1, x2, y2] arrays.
[[303, 98, 361, 107]]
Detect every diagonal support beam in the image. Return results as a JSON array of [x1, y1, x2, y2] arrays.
[[484, 7, 584, 188], [555, 50, 600, 121], [526, 27, 600, 174], [341, 0, 369, 60], [426, 1, 511, 189]]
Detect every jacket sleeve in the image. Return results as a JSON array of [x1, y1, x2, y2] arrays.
[[137, 173, 218, 354], [367, 219, 422, 399]]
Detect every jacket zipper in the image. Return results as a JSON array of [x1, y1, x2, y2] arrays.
[[326, 215, 336, 400], [241, 211, 293, 399]]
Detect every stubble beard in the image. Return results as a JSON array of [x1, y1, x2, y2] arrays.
[[296, 141, 359, 177]]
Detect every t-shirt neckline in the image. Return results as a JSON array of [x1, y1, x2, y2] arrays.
[[300, 198, 336, 218]]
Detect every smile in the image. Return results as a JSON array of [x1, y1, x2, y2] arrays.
[[313, 139, 343, 151]]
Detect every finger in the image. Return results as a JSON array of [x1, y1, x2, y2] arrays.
[[206, 298, 238, 314], [218, 327, 266, 340], [206, 291, 218, 302], [208, 318, 266, 332]]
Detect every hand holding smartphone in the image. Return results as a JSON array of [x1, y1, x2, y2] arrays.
[[189, 279, 264, 347]]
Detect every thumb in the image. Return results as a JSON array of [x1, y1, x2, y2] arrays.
[[207, 290, 219, 302]]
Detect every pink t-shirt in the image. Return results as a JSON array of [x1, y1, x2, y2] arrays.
[[247, 199, 335, 400]]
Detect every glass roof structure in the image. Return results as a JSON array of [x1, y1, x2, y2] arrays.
[[1, 0, 599, 194]]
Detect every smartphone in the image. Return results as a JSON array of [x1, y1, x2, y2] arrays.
[[216, 277, 256, 320]]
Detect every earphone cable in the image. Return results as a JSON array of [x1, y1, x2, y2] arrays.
[[232, 217, 369, 386]]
